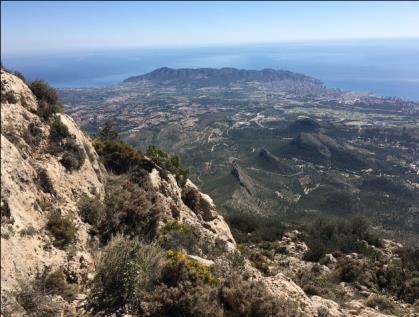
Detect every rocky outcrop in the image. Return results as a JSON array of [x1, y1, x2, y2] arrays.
[[1, 69, 237, 314], [1, 70, 106, 300], [147, 170, 236, 254]]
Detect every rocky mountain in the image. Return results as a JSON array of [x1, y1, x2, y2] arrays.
[[123, 67, 324, 88], [2, 69, 418, 316]]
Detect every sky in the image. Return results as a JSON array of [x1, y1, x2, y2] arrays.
[[1, 1, 419, 54]]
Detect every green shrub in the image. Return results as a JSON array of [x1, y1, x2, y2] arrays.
[[89, 236, 165, 313], [142, 282, 223, 317], [13, 71, 27, 82], [77, 195, 104, 225], [16, 279, 63, 317], [295, 267, 344, 302], [226, 212, 286, 244], [302, 237, 327, 262], [49, 116, 70, 142], [158, 221, 199, 253], [163, 250, 218, 286], [302, 215, 381, 262], [377, 246, 419, 303], [46, 210, 76, 249], [29, 80, 62, 120], [365, 294, 399, 315], [129, 166, 154, 191], [97, 120, 119, 141], [146, 145, 189, 187], [47, 117, 85, 171], [88, 237, 301, 317], [93, 138, 144, 174], [247, 250, 272, 275], [15, 268, 78, 316], [141, 264, 299, 317], [19, 225, 38, 237], [98, 176, 159, 243], [337, 258, 364, 283], [37, 100, 62, 120], [37, 168, 55, 195], [159, 221, 193, 236], [226, 250, 246, 269], [1, 90, 17, 104], [23, 122, 43, 147], [94, 123, 189, 186], [43, 269, 78, 301], [59, 139, 85, 171], [220, 274, 301, 317]]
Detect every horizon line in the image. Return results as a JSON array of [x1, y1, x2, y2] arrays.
[[2, 36, 419, 57]]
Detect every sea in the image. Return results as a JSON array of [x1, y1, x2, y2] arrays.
[[2, 38, 419, 101]]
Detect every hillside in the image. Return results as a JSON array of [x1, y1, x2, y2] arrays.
[[59, 67, 419, 244], [123, 67, 324, 88], [2, 69, 418, 316]]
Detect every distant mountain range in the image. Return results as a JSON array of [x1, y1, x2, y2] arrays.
[[123, 67, 324, 87]]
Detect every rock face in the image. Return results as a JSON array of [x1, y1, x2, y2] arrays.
[[1, 69, 106, 297], [146, 171, 236, 254]]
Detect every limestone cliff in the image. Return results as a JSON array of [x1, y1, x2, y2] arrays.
[[1, 69, 107, 312]]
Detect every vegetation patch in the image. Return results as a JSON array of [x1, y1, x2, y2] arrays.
[[295, 267, 345, 302], [365, 294, 400, 316], [226, 211, 286, 244], [301, 215, 382, 262], [59, 138, 86, 171], [93, 138, 144, 174], [15, 269, 78, 316], [97, 176, 159, 243], [376, 246, 419, 303], [1, 90, 18, 104], [164, 250, 218, 285], [220, 274, 302, 317], [146, 145, 189, 187], [1, 199, 12, 224], [47, 116, 85, 171], [158, 221, 197, 251], [89, 236, 165, 314], [49, 116, 70, 142], [29, 80, 62, 120], [77, 195, 104, 225], [19, 225, 38, 237], [23, 122, 43, 147], [46, 210, 77, 249], [43, 269, 79, 301], [37, 168, 55, 195]]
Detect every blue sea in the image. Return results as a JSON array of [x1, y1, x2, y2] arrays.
[[2, 38, 419, 101]]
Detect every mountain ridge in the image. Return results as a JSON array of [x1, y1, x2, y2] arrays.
[[123, 66, 324, 86]]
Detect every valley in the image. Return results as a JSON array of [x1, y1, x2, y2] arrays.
[[59, 67, 419, 244]]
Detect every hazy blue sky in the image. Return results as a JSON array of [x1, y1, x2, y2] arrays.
[[2, 1, 419, 54]]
